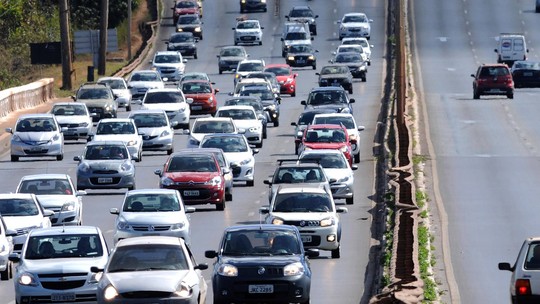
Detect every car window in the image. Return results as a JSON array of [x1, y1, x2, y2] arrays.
[[144, 92, 184, 104], [123, 193, 180, 212], [182, 83, 212, 94], [78, 88, 112, 100], [178, 15, 200, 25], [193, 121, 235, 133], [314, 116, 355, 129], [16, 118, 57, 132], [98, 79, 126, 89], [217, 109, 255, 120], [525, 242, 540, 269], [343, 15, 367, 23], [223, 230, 300, 256], [167, 155, 218, 172], [52, 105, 87, 116], [273, 192, 332, 213], [170, 34, 193, 43], [131, 72, 160, 82], [302, 154, 347, 169], [25, 234, 103, 259], [131, 113, 167, 128], [155, 54, 181, 64], [274, 168, 325, 183], [85, 145, 128, 160], [107, 245, 188, 272], [19, 179, 73, 195], [0, 198, 39, 216], [201, 137, 247, 152]]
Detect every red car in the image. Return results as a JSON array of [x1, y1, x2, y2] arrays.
[[300, 124, 354, 166], [180, 80, 219, 116], [264, 63, 298, 97], [172, 0, 201, 24], [155, 149, 226, 210], [471, 63, 514, 99]]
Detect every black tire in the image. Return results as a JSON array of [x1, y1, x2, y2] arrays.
[[219, 69, 223, 74], [273, 119, 279, 127], [346, 196, 354, 205], [507, 93, 514, 99], [225, 191, 232, 201], [167, 148, 174, 155], [56, 154, 64, 161], [291, 91, 296, 97], [259, 41, 262, 46], [11, 155, 18, 162], [0, 262, 10, 280], [282, 51, 286, 58], [263, 127, 267, 139], [362, 76, 367, 82], [348, 86, 353, 94], [295, 143, 299, 155], [128, 185, 136, 191], [256, 141, 263, 148], [331, 246, 341, 259], [312, 64, 316, 70], [126, 104, 132, 111], [354, 152, 360, 163], [216, 199, 225, 211], [234, 41, 238, 46], [247, 180, 254, 187], [473, 91, 480, 99]]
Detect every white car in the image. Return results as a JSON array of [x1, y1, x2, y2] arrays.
[[9, 226, 109, 303], [140, 88, 192, 130], [338, 12, 373, 40], [233, 19, 264, 46], [232, 78, 273, 96], [299, 149, 357, 204], [0, 193, 53, 254], [199, 133, 258, 186], [186, 117, 238, 148], [0, 215, 15, 280], [97, 76, 133, 111], [281, 25, 313, 58], [6, 114, 64, 162], [333, 44, 368, 63], [260, 186, 347, 258], [129, 110, 176, 155], [90, 118, 143, 162], [311, 113, 365, 163], [110, 189, 195, 245], [215, 105, 263, 148], [342, 37, 373, 65], [50, 102, 93, 141], [150, 51, 187, 81], [234, 59, 265, 86], [16, 174, 86, 226], [127, 70, 165, 101]]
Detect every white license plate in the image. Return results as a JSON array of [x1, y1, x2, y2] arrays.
[[248, 284, 274, 294], [192, 106, 202, 110], [487, 89, 504, 93], [301, 235, 312, 243], [51, 293, 76, 302], [98, 177, 113, 183], [184, 190, 199, 196]]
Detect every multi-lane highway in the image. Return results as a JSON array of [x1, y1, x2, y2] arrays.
[[0, 0, 388, 303]]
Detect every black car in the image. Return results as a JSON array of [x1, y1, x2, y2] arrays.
[[291, 108, 337, 154], [285, 5, 319, 35], [175, 14, 203, 40], [217, 46, 249, 74], [285, 44, 318, 70], [166, 32, 198, 59], [224, 96, 268, 139], [301, 87, 355, 114], [330, 51, 367, 82], [512, 60, 540, 88], [240, 0, 267, 13], [239, 86, 281, 127], [316, 65, 354, 94], [205, 224, 315, 304]]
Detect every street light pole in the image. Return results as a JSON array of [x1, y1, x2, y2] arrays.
[[98, 0, 109, 75], [59, 0, 73, 90], [127, 0, 132, 61]]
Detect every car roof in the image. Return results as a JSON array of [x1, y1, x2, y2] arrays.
[[116, 236, 184, 247], [291, 5, 312, 10], [0, 193, 36, 199], [480, 63, 509, 68], [309, 86, 347, 93], [181, 79, 212, 84], [155, 51, 181, 56], [265, 63, 291, 69], [97, 118, 133, 123], [194, 117, 234, 122], [18, 113, 55, 119], [129, 109, 167, 115], [146, 88, 182, 94], [125, 188, 179, 196], [218, 105, 256, 111], [344, 12, 367, 17], [169, 150, 218, 158], [28, 225, 101, 237], [307, 124, 346, 130], [224, 224, 298, 233], [300, 149, 344, 156], [313, 113, 354, 118], [20, 174, 70, 181]]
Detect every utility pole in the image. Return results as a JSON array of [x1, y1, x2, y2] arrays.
[[127, 0, 132, 60], [98, 0, 109, 75], [59, 0, 73, 90]]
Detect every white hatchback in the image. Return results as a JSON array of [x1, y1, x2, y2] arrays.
[[338, 12, 373, 40], [186, 117, 238, 148], [215, 105, 263, 148], [90, 118, 143, 162], [140, 88, 192, 130]]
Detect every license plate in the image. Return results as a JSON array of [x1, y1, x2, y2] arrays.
[[192, 106, 202, 110], [524, 72, 533, 77], [297, 59, 306, 64], [301, 235, 312, 243], [331, 82, 341, 87], [51, 293, 76, 302], [249, 284, 274, 294], [183, 190, 199, 196], [98, 177, 113, 184], [487, 89, 504, 93]]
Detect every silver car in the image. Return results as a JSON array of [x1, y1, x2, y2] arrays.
[[0, 215, 16, 281], [93, 236, 208, 304], [97, 76, 133, 111], [127, 70, 165, 101], [16, 174, 86, 226], [50, 102, 93, 141], [110, 189, 195, 245], [129, 110, 176, 155], [74, 141, 136, 191], [6, 114, 64, 162], [9, 226, 109, 303], [0, 193, 53, 254]]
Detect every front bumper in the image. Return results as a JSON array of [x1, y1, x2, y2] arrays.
[[113, 227, 190, 245], [330, 182, 354, 199], [286, 56, 316, 68], [231, 164, 255, 182], [298, 225, 340, 251], [235, 34, 263, 45], [162, 185, 225, 206], [15, 280, 98, 304], [339, 28, 370, 39], [59, 124, 91, 140], [142, 134, 174, 152], [10, 140, 63, 158], [47, 207, 80, 226], [76, 171, 136, 190]]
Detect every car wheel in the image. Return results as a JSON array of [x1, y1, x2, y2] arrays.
[[57, 154, 64, 161], [219, 69, 223, 74], [362, 76, 367, 82], [216, 199, 225, 211], [331, 246, 341, 259], [247, 180, 254, 187], [473, 91, 480, 99], [282, 50, 286, 57], [295, 143, 299, 155], [128, 185, 136, 191], [10, 155, 18, 162], [126, 104, 132, 111], [537, 5, 540, 13], [0, 262, 10, 280], [313, 29, 317, 36], [194, 53, 198, 59], [354, 152, 360, 163], [167, 148, 174, 155], [312, 64, 316, 70], [263, 127, 267, 139], [256, 140, 263, 148], [348, 86, 353, 94], [291, 91, 296, 97], [234, 41, 238, 46], [507, 93, 514, 99], [273, 119, 279, 127], [346, 196, 354, 205], [225, 189, 233, 201]]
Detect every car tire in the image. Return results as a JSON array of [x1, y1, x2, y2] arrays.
[[256, 141, 263, 148], [507, 92, 514, 99], [247, 180, 254, 187], [219, 69, 223, 74], [0, 262, 10, 281], [263, 127, 267, 139], [128, 185, 136, 191], [282, 51, 286, 58], [273, 119, 279, 127], [348, 86, 353, 94], [234, 41, 238, 46], [259, 41, 262, 46], [126, 104, 132, 111], [167, 148, 174, 155], [537, 5, 540, 13], [312, 64, 316, 70], [291, 91, 296, 97], [473, 91, 480, 99], [346, 196, 354, 205], [10, 155, 18, 162], [295, 143, 299, 155], [216, 199, 225, 211], [225, 191, 232, 201], [362, 76, 367, 82], [194, 53, 198, 59], [57, 154, 64, 161], [354, 152, 360, 163], [331, 246, 341, 259]]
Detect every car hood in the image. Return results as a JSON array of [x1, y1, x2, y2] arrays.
[[120, 212, 185, 224], [36, 195, 77, 209], [289, 17, 315, 23], [235, 29, 261, 34], [83, 159, 129, 170], [79, 99, 113, 107], [165, 172, 219, 182], [185, 93, 213, 101], [289, 51, 314, 57], [319, 73, 349, 80], [21, 257, 106, 274], [305, 105, 346, 113], [153, 63, 184, 70], [323, 168, 351, 181], [176, 8, 198, 14], [342, 22, 369, 28], [106, 270, 189, 292], [128, 81, 164, 89], [93, 134, 140, 143], [233, 120, 260, 129], [3, 216, 45, 229], [220, 255, 302, 266], [271, 212, 335, 221], [14, 131, 56, 141], [284, 40, 311, 46], [138, 127, 170, 137], [224, 152, 252, 163], [219, 56, 245, 62], [55, 115, 90, 124], [168, 42, 196, 48], [142, 103, 186, 112]]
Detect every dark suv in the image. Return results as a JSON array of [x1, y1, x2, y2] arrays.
[[301, 87, 355, 114], [72, 82, 117, 122], [471, 64, 514, 99], [240, 0, 267, 13]]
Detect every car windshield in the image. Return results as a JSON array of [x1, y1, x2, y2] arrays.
[[335, 53, 362, 63], [96, 122, 135, 135], [108, 245, 188, 272], [77, 88, 113, 100], [225, 100, 263, 111], [222, 230, 301, 256], [181, 74, 208, 82], [201, 136, 248, 153], [313, 116, 355, 129], [338, 46, 363, 54], [131, 113, 167, 128], [176, 1, 197, 8], [525, 242, 540, 270], [123, 193, 181, 212], [240, 88, 274, 100], [308, 91, 347, 105], [98, 79, 126, 89], [274, 167, 325, 183], [273, 192, 332, 213], [285, 32, 308, 40], [24, 234, 103, 259], [154, 54, 181, 64], [144, 91, 184, 104], [170, 34, 194, 43], [479, 67, 510, 77], [305, 129, 346, 143], [320, 66, 349, 75], [130, 72, 160, 82], [84, 145, 128, 160], [193, 121, 235, 133], [182, 83, 212, 94], [178, 15, 200, 25], [166, 155, 218, 172], [19, 179, 73, 195], [238, 62, 264, 72], [290, 9, 313, 17], [513, 61, 540, 70], [301, 154, 348, 169], [264, 67, 290, 76], [220, 48, 244, 57], [0, 198, 39, 216], [52, 105, 87, 116], [217, 109, 256, 120], [237, 21, 258, 29], [343, 15, 367, 23], [16, 118, 57, 132], [288, 45, 313, 53]]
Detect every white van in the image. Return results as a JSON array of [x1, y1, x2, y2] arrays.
[[494, 33, 529, 67]]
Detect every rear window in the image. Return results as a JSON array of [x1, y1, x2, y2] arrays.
[[479, 67, 509, 77], [525, 242, 540, 269]]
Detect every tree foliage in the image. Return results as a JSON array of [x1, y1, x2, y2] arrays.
[[71, 0, 140, 30]]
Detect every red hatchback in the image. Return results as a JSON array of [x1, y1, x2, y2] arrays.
[[300, 124, 353, 166], [471, 63, 514, 99], [155, 150, 226, 210], [172, 0, 201, 24], [264, 63, 298, 97], [180, 80, 219, 116]]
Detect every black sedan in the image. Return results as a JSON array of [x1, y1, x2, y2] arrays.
[[166, 32, 198, 59], [511, 60, 540, 88], [316, 64, 354, 94], [205, 224, 315, 304], [285, 44, 318, 70]]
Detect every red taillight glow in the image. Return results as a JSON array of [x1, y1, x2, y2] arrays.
[[516, 279, 531, 296]]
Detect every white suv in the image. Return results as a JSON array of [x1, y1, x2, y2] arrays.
[[338, 12, 373, 40], [233, 19, 264, 46], [260, 186, 348, 258], [150, 51, 187, 81]]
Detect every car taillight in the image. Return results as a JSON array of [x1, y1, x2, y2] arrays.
[[516, 279, 531, 296]]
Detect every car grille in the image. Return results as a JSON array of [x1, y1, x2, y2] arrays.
[[283, 220, 321, 227], [238, 266, 284, 277], [23, 148, 49, 154], [14, 243, 23, 251], [121, 291, 172, 298], [142, 135, 158, 140], [131, 225, 171, 231], [232, 166, 242, 177], [60, 123, 82, 128], [240, 36, 256, 41], [159, 67, 177, 73], [41, 280, 87, 290], [301, 235, 321, 246], [87, 107, 104, 116], [165, 111, 178, 120], [92, 169, 119, 174]]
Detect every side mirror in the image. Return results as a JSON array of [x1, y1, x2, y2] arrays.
[[73, 155, 81, 162], [214, 88, 220, 93], [8, 253, 20, 263], [183, 129, 190, 135], [205, 250, 218, 259], [494, 49, 499, 53], [291, 122, 297, 126], [154, 169, 162, 176], [185, 207, 196, 213], [222, 167, 230, 175], [5, 228, 17, 237], [301, 100, 307, 105], [349, 98, 355, 103], [5, 128, 13, 134], [498, 262, 513, 271], [183, 59, 188, 63], [259, 206, 270, 214], [195, 263, 208, 270], [43, 209, 55, 217], [470, 74, 476, 78], [76, 190, 87, 196], [351, 165, 358, 170], [110, 208, 120, 215], [336, 207, 348, 213], [90, 266, 104, 273], [305, 249, 319, 258], [71, 95, 76, 101], [263, 179, 272, 185], [252, 149, 259, 155]]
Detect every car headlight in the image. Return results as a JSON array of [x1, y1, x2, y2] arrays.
[[218, 264, 238, 277], [78, 163, 91, 174], [304, 146, 312, 151], [320, 217, 335, 227], [177, 28, 184, 32], [339, 146, 348, 153], [337, 176, 350, 183], [272, 218, 284, 225], [349, 134, 358, 142], [89, 271, 103, 283], [12, 134, 22, 142], [120, 161, 133, 172], [308, 55, 315, 60], [248, 126, 260, 133], [0, 244, 6, 254], [173, 282, 193, 298], [178, 107, 186, 113], [296, 131, 303, 138], [117, 217, 130, 230], [127, 140, 137, 146], [284, 262, 305, 276], [261, 0, 266, 3], [19, 273, 38, 286], [105, 105, 112, 111], [209, 96, 214, 103], [194, 27, 201, 32], [103, 285, 119, 300], [207, 176, 222, 186], [287, 56, 295, 61], [61, 201, 76, 212], [265, 104, 276, 111], [340, 108, 351, 113], [239, 157, 252, 165], [285, 78, 294, 84], [161, 176, 175, 187], [170, 222, 186, 230], [241, 0, 246, 3], [79, 122, 89, 127], [160, 129, 172, 137]]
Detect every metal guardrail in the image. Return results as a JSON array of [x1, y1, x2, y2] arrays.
[[0, 78, 55, 120]]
